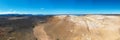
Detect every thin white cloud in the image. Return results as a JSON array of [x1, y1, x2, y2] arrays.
[[0, 12, 17, 14]]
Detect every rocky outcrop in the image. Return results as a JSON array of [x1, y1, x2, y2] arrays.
[[34, 15, 120, 40]]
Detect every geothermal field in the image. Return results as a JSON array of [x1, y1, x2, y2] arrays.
[[0, 14, 120, 40]]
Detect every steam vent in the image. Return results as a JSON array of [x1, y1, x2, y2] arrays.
[[0, 15, 120, 40]]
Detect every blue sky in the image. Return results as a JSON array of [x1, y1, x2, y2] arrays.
[[0, 0, 120, 14]]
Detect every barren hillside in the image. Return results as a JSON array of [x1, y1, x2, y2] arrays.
[[0, 15, 120, 40], [34, 15, 120, 40]]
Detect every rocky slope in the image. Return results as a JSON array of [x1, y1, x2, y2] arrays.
[[34, 15, 120, 40], [0, 15, 120, 40], [0, 15, 51, 40]]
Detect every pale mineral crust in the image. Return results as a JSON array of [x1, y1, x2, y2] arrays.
[[34, 15, 120, 40]]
